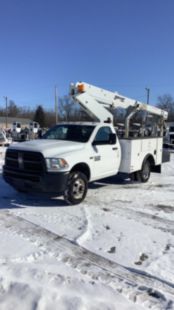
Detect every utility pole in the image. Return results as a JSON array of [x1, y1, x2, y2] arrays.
[[145, 88, 150, 105], [3, 96, 8, 129], [55, 85, 58, 124]]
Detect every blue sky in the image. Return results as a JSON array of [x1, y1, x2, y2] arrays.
[[0, 0, 174, 110]]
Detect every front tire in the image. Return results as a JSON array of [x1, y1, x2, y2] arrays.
[[64, 171, 88, 205]]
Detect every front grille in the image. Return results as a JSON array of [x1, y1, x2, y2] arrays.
[[4, 149, 45, 182]]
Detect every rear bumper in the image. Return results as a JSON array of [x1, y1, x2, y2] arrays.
[[3, 168, 69, 194]]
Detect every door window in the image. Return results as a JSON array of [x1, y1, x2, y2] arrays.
[[94, 127, 112, 144]]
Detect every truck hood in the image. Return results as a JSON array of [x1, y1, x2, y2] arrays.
[[9, 139, 85, 157]]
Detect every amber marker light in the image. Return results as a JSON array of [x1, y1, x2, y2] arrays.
[[77, 83, 85, 93]]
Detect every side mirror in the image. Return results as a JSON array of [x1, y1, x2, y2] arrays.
[[109, 133, 116, 144]]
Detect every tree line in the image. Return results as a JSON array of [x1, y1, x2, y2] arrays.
[[0, 94, 174, 128], [0, 97, 93, 128]]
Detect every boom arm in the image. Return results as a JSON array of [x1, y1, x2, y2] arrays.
[[72, 92, 114, 122], [70, 82, 168, 123]]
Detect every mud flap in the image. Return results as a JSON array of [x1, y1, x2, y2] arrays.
[[162, 148, 170, 163], [151, 164, 161, 173]]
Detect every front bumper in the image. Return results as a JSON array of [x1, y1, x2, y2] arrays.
[[3, 167, 69, 194]]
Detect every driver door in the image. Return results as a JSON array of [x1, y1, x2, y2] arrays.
[[90, 126, 120, 180]]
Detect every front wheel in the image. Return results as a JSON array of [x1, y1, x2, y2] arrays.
[[64, 171, 88, 205]]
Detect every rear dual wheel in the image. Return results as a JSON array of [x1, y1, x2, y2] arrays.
[[130, 160, 151, 183], [139, 160, 151, 182]]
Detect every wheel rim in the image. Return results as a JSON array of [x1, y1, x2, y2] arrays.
[[72, 178, 85, 199]]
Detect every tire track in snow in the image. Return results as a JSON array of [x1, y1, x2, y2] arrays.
[[0, 211, 174, 309], [108, 205, 174, 235], [86, 195, 174, 235]]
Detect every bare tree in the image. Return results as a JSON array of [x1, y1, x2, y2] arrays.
[[8, 100, 20, 117], [45, 110, 57, 128], [59, 96, 75, 121], [156, 94, 174, 121]]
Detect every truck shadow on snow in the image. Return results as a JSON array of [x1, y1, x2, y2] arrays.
[[0, 173, 170, 209], [0, 191, 67, 209], [0, 174, 66, 208], [89, 173, 132, 189], [0, 173, 134, 209]]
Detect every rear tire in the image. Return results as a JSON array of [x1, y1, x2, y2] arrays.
[[64, 171, 88, 205], [138, 160, 151, 182], [131, 171, 142, 182], [130, 160, 151, 183]]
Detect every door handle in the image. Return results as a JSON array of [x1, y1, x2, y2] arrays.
[[112, 147, 118, 150]]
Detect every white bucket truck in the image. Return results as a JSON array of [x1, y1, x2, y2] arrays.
[[12, 121, 21, 133], [3, 82, 169, 204], [29, 121, 40, 134], [28, 121, 40, 140]]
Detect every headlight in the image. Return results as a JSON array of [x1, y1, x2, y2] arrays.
[[46, 158, 69, 171]]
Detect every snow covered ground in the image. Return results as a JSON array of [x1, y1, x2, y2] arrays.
[[0, 146, 174, 309]]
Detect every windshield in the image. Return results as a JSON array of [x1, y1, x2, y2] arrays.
[[42, 124, 95, 143]]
